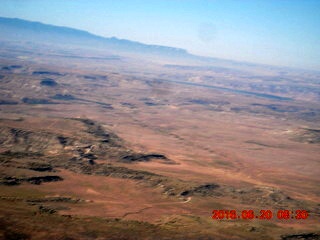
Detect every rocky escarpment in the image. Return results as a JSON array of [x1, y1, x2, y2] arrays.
[[0, 118, 174, 187], [0, 118, 319, 216], [0, 118, 173, 165]]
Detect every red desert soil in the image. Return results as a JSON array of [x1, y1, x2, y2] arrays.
[[20, 169, 319, 228], [23, 169, 208, 222]]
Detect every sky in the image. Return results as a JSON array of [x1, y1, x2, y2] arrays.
[[0, 0, 320, 70]]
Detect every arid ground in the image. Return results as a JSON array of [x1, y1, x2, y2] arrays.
[[0, 40, 319, 240]]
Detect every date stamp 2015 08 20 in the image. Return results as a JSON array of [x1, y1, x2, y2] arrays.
[[212, 209, 309, 220]]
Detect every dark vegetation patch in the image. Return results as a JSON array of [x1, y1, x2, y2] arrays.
[[2, 65, 23, 70], [1, 175, 63, 185], [81, 75, 107, 80], [0, 100, 18, 105], [0, 177, 20, 186], [51, 94, 75, 101], [57, 136, 69, 146], [40, 78, 58, 87], [230, 107, 247, 113], [145, 101, 158, 106], [281, 233, 320, 240], [121, 102, 136, 109], [27, 197, 81, 204], [83, 75, 97, 80], [80, 119, 111, 139], [192, 183, 220, 195], [121, 153, 170, 163], [93, 164, 160, 180], [300, 111, 320, 122], [0, 156, 54, 174], [140, 98, 163, 106], [27, 162, 53, 172], [292, 128, 320, 144], [79, 152, 97, 161], [38, 205, 57, 214], [9, 65, 23, 69], [79, 99, 113, 108], [302, 111, 320, 118], [231, 105, 302, 117], [75, 119, 120, 145], [245, 140, 279, 148], [189, 99, 229, 106], [251, 103, 301, 113], [26, 176, 63, 185], [22, 97, 56, 104], [180, 184, 220, 197], [32, 71, 63, 76], [50, 95, 113, 108]]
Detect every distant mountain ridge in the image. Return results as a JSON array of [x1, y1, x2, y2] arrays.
[[0, 16, 188, 57], [1, 16, 302, 71]]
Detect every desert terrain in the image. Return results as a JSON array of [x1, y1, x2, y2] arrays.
[[0, 18, 320, 240]]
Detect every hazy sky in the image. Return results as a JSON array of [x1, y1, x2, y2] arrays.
[[1, 0, 319, 69]]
